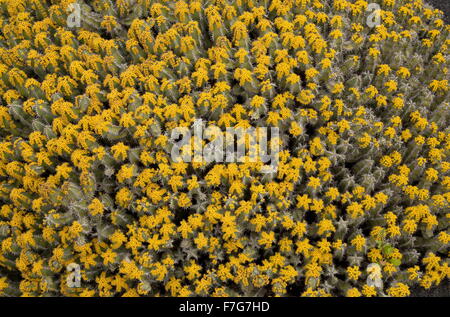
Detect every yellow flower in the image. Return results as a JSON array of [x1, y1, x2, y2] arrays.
[[346, 288, 361, 297], [258, 231, 275, 249], [101, 248, 117, 265], [387, 283, 410, 297], [111, 142, 129, 161], [362, 285, 377, 297], [88, 198, 104, 216], [347, 266, 361, 281], [351, 235, 366, 252], [307, 176, 321, 189], [377, 64, 391, 76]]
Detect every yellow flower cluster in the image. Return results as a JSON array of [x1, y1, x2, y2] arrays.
[[0, 0, 448, 297]]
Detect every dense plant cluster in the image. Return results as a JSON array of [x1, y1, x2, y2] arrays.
[[0, 0, 449, 297]]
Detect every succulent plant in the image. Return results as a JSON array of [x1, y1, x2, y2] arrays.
[[0, 0, 448, 297]]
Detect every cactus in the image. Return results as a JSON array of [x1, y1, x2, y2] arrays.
[[0, 0, 448, 297]]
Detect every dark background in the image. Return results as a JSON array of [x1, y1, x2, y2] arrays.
[[410, 0, 449, 297]]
